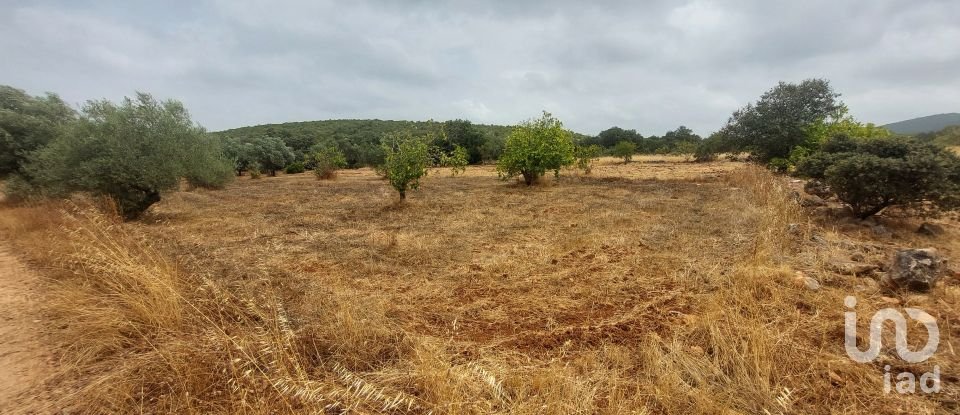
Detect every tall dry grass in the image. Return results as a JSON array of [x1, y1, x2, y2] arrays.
[[1, 162, 956, 413]]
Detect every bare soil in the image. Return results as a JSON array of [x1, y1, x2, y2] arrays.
[[0, 243, 55, 414]]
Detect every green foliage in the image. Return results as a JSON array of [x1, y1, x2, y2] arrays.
[[248, 162, 263, 179], [222, 136, 296, 176], [917, 125, 960, 147], [496, 112, 575, 185], [720, 79, 844, 163], [284, 162, 305, 174], [0, 85, 76, 177], [611, 140, 638, 163], [12, 92, 221, 219], [671, 141, 699, 158], [440, 145, 468, 176], [184, 137, 234, 189], [438, 120, 485, 164], [574, 144, 602, 174], [795, 135, 960, 219], [381, 132, 430, 200], [312, 145, 347, 180], [210, 119, 534, 168]]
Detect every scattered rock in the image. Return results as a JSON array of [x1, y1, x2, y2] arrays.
[[804, 180, 833, 199], [809, 233, 827, 245], [794, 272, 821, 291], [813, 206, 850, 218], [800, 194, 826, 207], [917, 222, 945, 236], [854, 278, 880, 292], [885, 248, 944, 292], [871, 224, 892, 237]]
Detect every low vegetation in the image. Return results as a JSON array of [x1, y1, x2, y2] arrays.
[[496, 112, 575, 185], [796, 135, 960, 218]]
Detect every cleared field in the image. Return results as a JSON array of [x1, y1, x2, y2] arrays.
[[2, 158, 958, 414]]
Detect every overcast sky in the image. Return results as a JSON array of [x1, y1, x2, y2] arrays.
[[2, 0, 958, 136]]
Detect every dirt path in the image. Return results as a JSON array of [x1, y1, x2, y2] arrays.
[[0, 243, 56, 414]]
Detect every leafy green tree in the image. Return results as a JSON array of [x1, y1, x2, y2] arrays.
[[0, 85, 76, 177], [496, 112, 575, 185], [795, 135, 960, 219], [611, 140, 638, 163], [440, 120, 485, 164], [382, 133, 430, 200], [721, 79, 844, 163], [313, 145, 347, 180], [574, 144, 602, 174], [588, 126, 642, 148], [12, 93, 228, 219], [440, 145, 468, 176], [284, 162, 305, 174], [221, 136, 295, 176], [183, 136, 235, 189]]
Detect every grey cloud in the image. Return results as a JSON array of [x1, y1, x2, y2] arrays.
[[0, 0, 957, 135]]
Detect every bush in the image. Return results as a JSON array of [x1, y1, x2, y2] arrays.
[[381, 133, 430, 200], [796, 135, 960, 219], [611, 140, 637, 163], [284, 162, 305, 174], [222, 136, 296, 176], [496, 112, 575, 185], [313, 146, 347, 180], [248, 162, 263, 179], [440, 145, 468, 176], [574, 144, 602, 174], [11, 93, 224, 219], [184, 137, 234, 189]]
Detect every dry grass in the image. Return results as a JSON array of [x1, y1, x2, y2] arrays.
[[2, 158, 959, 413], [949, 146, 960, 156]]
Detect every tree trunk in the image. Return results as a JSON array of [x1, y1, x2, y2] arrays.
[[399, 190, 406, 201], [522, 172, 536, 186]]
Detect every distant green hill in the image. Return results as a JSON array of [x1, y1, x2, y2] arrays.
[[210, 119, 591, 166], [883, 113, 960, 135]]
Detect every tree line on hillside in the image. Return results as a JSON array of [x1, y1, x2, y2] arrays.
[[3, 80, 959, 222]]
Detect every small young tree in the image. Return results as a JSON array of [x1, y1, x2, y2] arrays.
[[496, 112, 575, 185], [440, 145, 468, 176], [796, 135, 960, 219], [13, 93, 226, 219], [574, 144, 602, 174], [381, 133, 430, 200], [313, 146, 347, 180], [611, 140, 637, 163]]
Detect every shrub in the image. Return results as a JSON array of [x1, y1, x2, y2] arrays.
[[313, 146, 347, 180], [496, 112, 575, 185], [381, 133, 430, 200], [248, 162, 263, 179], [574, 144, 602, 174], [611, 140, 637, 163], [11, 93, 224, 219], [440, 145, 468, 176], [184, 137, 234, 189], [284, 162, 305, 174], [796, 135, 960, 219]]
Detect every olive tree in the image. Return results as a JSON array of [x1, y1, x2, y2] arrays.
[[13, 92, 232, 220], [0, 85, 76, 177], [496, 112, 575, 185]]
